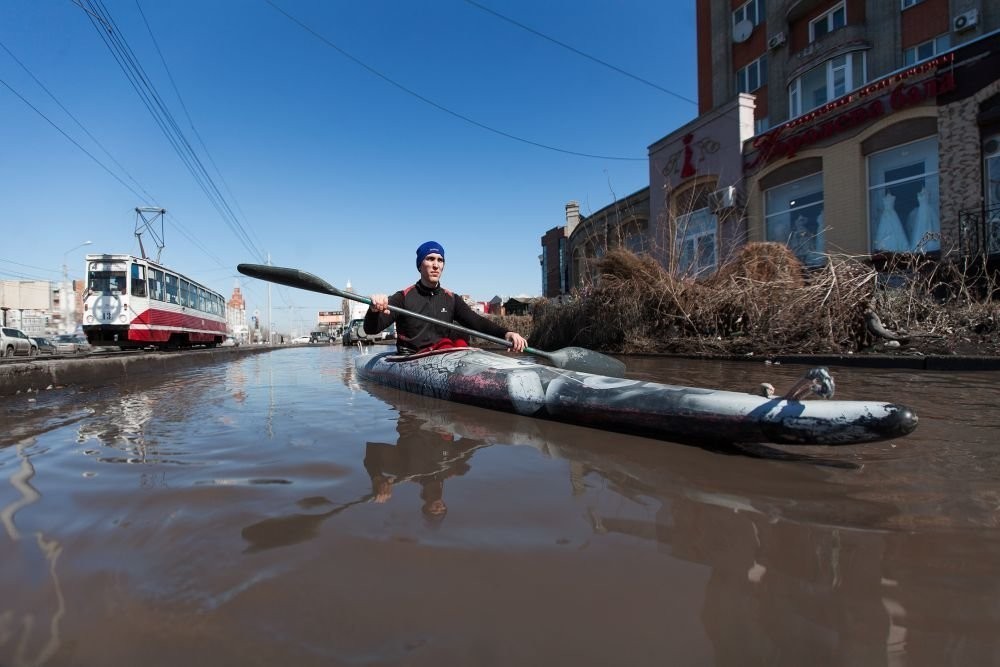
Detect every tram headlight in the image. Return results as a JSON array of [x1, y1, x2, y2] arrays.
[[86, 315, 94, 323], [119, 315, 127, 322]]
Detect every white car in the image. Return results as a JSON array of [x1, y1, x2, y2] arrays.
[[291, 335, 311, 344], [1, 327, 39, 357]]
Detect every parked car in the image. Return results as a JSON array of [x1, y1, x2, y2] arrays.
[[54, 334, 92, 354], [220, 336, 238, 347], [291, 335, 311, 344], [342, 319, 367, 345], [33, 336, 57, 355], [1, 327, 39, 357]]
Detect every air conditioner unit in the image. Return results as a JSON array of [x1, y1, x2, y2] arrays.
[[953, 9, 978, 32], [767, 32, 787, 50], [709, 186, 737, 212]]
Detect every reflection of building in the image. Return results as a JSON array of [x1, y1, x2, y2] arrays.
[[540, 1, 1000, 294]]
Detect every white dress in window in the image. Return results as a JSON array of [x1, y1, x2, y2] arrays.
[[906, 187, 940, 252], [874, 191, 909, 252]]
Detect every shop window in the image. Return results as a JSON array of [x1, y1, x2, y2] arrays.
[[675, 207, 717, 277], [810, 2, 846, 42], [737, 55, 768, 94], [764, 172, 825, 266], [904, 34, 950, 66], [867, 136, 940, 253], [984, 135, 1000, 253], [789, 52, 866, 117], [733, 0, 766, 29]]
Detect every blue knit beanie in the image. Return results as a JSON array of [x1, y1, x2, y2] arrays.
[[416, 241, 445, 267]]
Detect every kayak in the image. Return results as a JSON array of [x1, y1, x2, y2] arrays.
[[353, 348, 918, 446]]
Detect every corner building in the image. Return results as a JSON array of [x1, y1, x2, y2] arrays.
[[698, 0, 1000, 265]]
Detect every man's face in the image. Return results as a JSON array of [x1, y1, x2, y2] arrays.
[[419, 253, 444, 285]]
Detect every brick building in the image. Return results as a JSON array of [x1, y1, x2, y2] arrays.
[[541, 0, 1000, 294]]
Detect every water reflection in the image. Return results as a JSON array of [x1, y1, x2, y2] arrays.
[[352, 381, 1000, 664], [1, 442, 66, 667]]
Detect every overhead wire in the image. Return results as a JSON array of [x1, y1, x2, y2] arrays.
[[460, 0, 699, 107], [264, 0, 645, 162], [78, 0, 267, 263]]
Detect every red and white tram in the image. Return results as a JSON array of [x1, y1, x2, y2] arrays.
[[82, 253, 227, 349]]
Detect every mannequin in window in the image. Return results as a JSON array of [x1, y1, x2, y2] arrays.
[[874, 190, 908, 252], [906, 187, 939, 252], [789, 214, 816, 262]]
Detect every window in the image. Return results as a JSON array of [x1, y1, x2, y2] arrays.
[[148, 268, 164, 301], [737, 55, 768, 94], [675, 207, 717, 277], [754, 116, 770, 135], [164, 273, 178, 304], [764, 173, 825, 266], [788, 51, 866, 117], [904, 34, 950, 66], [867, 136, 940, 253], [986, 135, 1000, 253], [901, 0, 922, 8], [810, 2, 846, 42], [130, 263, 146, 297], [733, 0, 766, 29]]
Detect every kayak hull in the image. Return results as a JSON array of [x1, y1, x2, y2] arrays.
[[354, 348, 918, 446]]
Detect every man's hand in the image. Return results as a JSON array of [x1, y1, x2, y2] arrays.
[[505, 331, 528, 353], [369, 294, 389, 313]]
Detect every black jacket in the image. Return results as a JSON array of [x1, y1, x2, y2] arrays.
[[363, 281, 508, 354]]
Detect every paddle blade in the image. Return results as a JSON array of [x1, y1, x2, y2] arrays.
[[541, 346, 626, 378], [237, 264, 343, 298]]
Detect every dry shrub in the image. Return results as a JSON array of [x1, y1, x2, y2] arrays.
[[531, 245, 1000, 357]]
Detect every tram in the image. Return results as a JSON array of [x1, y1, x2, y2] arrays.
[[82, 253, 227, 349]]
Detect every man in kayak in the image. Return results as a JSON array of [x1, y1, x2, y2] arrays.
[[365, 241, 529, 355]]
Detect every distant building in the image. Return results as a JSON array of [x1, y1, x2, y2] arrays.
[[227, 286, 248, 342]]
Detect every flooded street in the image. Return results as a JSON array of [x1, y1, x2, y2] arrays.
[[2, 346, 999, 666]]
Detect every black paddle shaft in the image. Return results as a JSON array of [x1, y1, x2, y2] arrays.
[[236, 263, 626, 377]]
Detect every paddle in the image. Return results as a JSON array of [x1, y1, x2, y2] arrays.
[[237, 263, 627, 377]]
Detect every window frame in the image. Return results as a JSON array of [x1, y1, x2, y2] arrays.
[[901, 0, 922, 9], [809, 1, 846, 42], [736, 54, 768, 94], [866, 135, 940, 253], [903, 34, 950, 66], [787, 51, 866, 117], [674, 207, 718, 277], [764, 172, 826, 266], [733, 0, 766, 30]]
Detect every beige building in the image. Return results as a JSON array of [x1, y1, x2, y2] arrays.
[[541, 0, 1000, 294]]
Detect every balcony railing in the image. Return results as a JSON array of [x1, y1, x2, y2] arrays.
[[958, 202, 1000, 257]]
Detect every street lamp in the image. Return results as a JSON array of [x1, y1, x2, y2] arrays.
[[63, 241, 93, 280]]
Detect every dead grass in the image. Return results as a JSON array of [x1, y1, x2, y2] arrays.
[[526, 245, 1000, 357]]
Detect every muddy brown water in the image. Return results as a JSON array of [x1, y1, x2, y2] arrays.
[[1, 346, 998, 666]]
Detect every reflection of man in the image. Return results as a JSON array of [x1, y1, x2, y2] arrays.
[[364, 412, 483, 523]]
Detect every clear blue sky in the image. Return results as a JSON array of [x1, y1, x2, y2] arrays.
[[1, 0, 697, 333]]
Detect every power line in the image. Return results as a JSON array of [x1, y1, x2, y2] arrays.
[[461, 0, 698, 107], [78, 0, 267, 262], [265, 0, 645, 162]]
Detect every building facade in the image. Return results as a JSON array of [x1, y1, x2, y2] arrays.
[[541, 0, 1000, 295]]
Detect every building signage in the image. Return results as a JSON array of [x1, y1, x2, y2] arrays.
[[746, 54, 956, 169]]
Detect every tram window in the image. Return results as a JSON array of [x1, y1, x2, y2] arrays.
[[131, 264, 147, 297], [180, 280, 192, 308], [149, 269, 164, 301], [165, 273, 179, 304]]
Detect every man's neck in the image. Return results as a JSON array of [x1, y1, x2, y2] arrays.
[[418, 278, 440, 290]]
